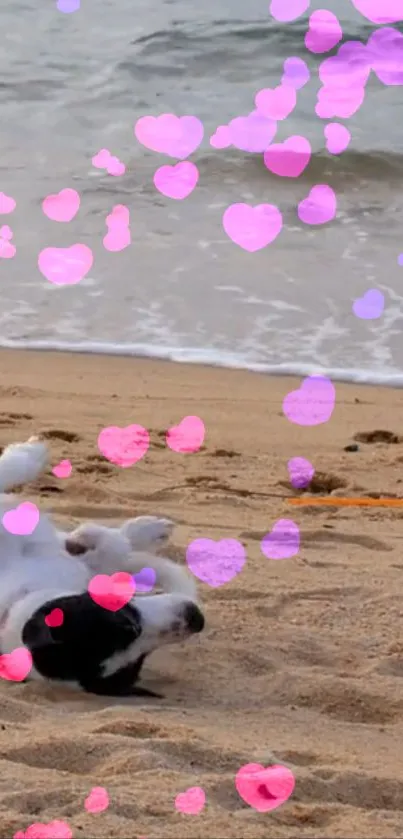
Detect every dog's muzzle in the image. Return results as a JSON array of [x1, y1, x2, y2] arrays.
[[183, 602, 205, 634]]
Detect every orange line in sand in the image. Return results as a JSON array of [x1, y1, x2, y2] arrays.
[[288, 497, 403, 508]]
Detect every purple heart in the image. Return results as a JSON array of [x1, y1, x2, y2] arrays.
[[57, 0, 80, 12], [186, 538, 246, 587], [132, 567, 156, 593], [287, 457, 315, 488], [261, 519, 300, 560], [353, 289, 384, 320], [283, 375, 335, 426], [282, 57, 310, 90], [398, 254, 403, 266]]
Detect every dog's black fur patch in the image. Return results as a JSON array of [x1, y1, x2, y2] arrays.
[[21, 593, 159, 697]]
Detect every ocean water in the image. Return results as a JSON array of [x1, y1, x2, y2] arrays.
[[1, 0, 403, 384]]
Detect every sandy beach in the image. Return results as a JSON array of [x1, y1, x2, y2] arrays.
[[0, 349, 403, 837]]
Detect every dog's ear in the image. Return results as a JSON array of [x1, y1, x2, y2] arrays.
[[65, 537, 88, 556]]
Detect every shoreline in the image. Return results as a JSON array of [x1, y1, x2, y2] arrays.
[[0, 343, 402, 389]]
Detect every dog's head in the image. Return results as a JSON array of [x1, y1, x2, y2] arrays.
[[21, 591, 204, 696]]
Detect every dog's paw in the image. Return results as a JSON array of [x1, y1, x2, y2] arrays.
[[5, 437, 48, 468], [121, 516, 174, 551]]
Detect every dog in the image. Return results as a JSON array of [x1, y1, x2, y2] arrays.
[[0, 437, 204, 698]]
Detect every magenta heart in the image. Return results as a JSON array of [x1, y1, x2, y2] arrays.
[[367, 26, 403, 86], [263, 136, 311, 178], [223, 203, 282, 252]]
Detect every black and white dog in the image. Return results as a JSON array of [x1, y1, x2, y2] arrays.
[[0, 437, 204, 697]]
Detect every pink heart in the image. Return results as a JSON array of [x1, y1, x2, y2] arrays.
[[223, 203, 283, 252], [298, 185, 337, 225], [324, 123, 351, 154], [42, 188, 80, 223], [52, 459, 72, 479], [92, 148, 112, 169], [0, 225, 13, 240], [235, 763, 295, 812], [0, 648, 32, 682], [0, 192, 16, 214], [98, 424, 150, 467], [166, 415, 205, 452], [209, 125, 231, 149], [228, 111, 277, 153], [153, 162, 199, 200], [134, 114, 203, 159], [255, 85, 296, 121], [263, 136, 311, 178], [0, 239, 16, 259], [14, 820, 72, 839], [3, 502, 39, 535], [316, 84, 365, 119], [45, 608, 64, 627], [269, 0, 310, 22], [175, 786, 206, 815], [106, 204, 130, 229], [85, 786, 109, 813], [38, 244, 93, 285], [106, 156, 125, 176], [103, 227, 131, 252], [88, 572, 135, 612]]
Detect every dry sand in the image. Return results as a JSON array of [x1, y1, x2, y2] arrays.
[[0, 349, 403, 838]]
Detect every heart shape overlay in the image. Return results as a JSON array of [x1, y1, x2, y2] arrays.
[[42, 188, 80, 223], [283, 375, 335, 426], [166, 415, 205, 452], [14, 820, 72, 839], [154, 162, 199, 200], [52, 460, 72, 479], [175, 786, 206, 815], [98, 424, 150, 467], [0, 192, 16, 213], [88, 572, 135, 611], [353, 289, 384, 320], [287, 457, 315, 488], [133, 567, 157, 593], [38, 244, 93, 286], [2, 502, 39, 536], [235, 763, 295, 812], [186, 538, 246, 587], [134, 114, 204, 159], [261, 519, 300, 560], [223, 203, 283, 252], [85, 786, 109, 813], [45, 608, 64, 628], [0, 648, 32, 682]]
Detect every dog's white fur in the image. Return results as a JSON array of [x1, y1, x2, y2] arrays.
[[0, 437, 199, 687]]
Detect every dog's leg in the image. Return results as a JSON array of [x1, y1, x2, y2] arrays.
[[0, 436, 48, 492], [120, 516, 174, 552]]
